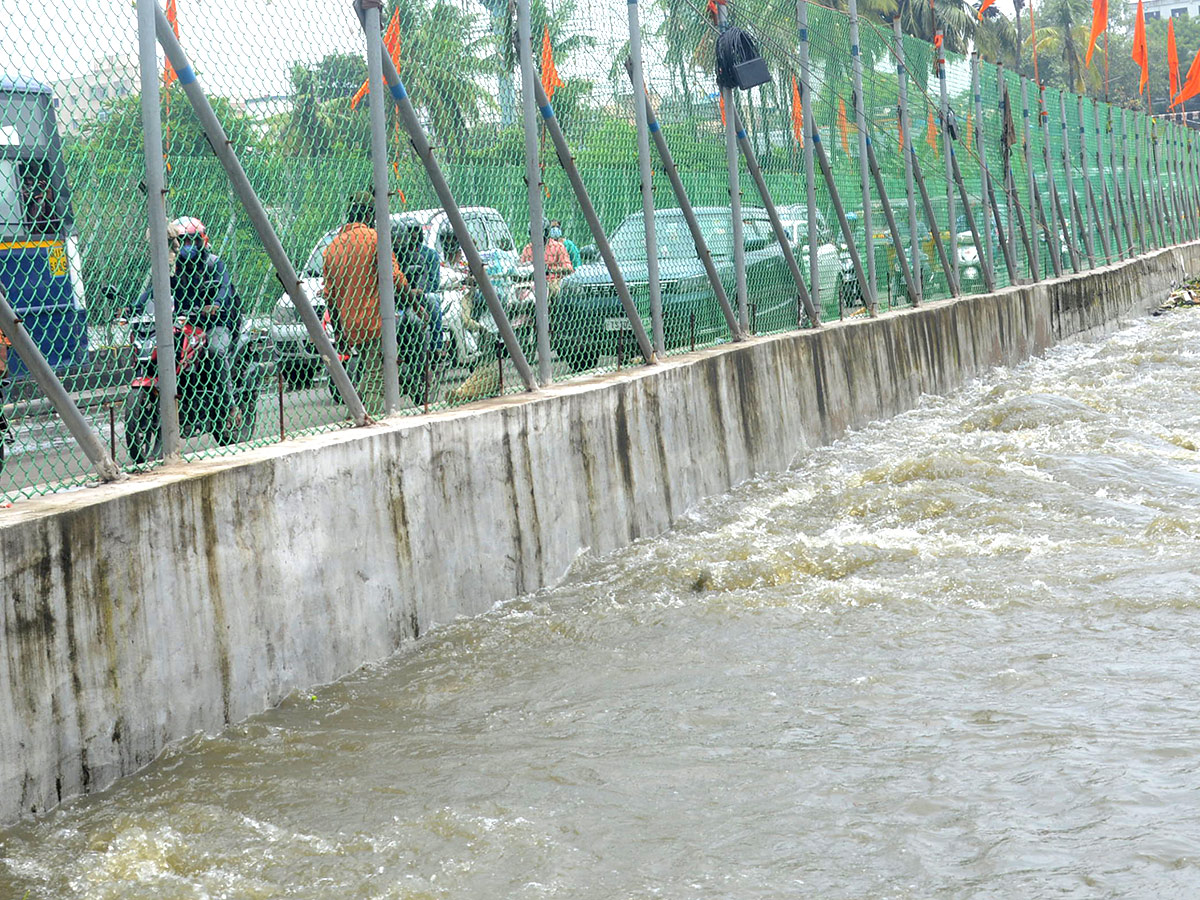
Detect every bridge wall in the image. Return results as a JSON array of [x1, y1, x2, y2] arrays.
[[2, 243, 1195, 824]]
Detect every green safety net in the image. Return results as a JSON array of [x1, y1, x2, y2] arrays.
[[1, 0, 1196, 504]]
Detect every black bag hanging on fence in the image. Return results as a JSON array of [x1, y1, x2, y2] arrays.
[[715, 27, 772, 91]]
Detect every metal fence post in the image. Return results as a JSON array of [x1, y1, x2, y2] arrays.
[[911, 143, 959, 295], [1020, 79, 1041, 279], [937, 28, 959, 289], [362, 1, 402, 414], [1150, 121, 1176, 246], [731, 111, 823, 322], [864, 136, 919, 304], [716, 0, 749, 331], [1138, 113, 1154, 250], [534, 80, 655, 364], [627, 68, 744, 337], [372, 24, 539, 389], [1121, 111, 1144, 253], [516, 0, 551, 385], [896, 19, 921, 303], [1042, 86, 1079, 273], [0, 284, 121, 482], [798, 0, 823, 309], [1076, 95, 1110, 263], [1091, 99, 1118, 262], [848, 0, 876, 310], [812, 131, 871, 317], [155, 3, 369, 424], [137, 0, 181, 458], [1024, 81, 1061, 279], [1106, 105, 1133, 256], [972, 57, 997, 284], [1060, 92, 1095, 267], [627, 0, 664, 354]]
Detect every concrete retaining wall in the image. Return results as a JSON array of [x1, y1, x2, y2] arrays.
[[2, 243, 1195, 824]]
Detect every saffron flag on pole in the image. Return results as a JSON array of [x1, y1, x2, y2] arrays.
[[1175, 42, 1200, 106], [163, 0, 180, 88], [1085, 0, 1107, 68], [1168, 17, 1181, 101], [541, 25, 564, 99], [926, 108, 939, 153], [791, 75, 804, 147], [1131, 0, 1148, 93], [719, 92, 726, 126], [351, 9, 401, 109], [838, 98, 851, 154], [977, 0, 996, 22]]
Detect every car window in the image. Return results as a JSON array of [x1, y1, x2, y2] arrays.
[[464, 214, 489, 250], [485, 214, 515, 251], [743, 216, 774, 245], [304, 229, 339, 277]]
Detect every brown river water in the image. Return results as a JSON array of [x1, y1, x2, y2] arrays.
[[3, 308, 1200, 899]]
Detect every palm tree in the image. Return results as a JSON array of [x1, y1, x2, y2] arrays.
[[1031, 0, 1096, 93], [976, 8, 1018, 68], [385, 0, 496, 149]]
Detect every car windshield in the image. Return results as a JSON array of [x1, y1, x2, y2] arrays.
[[609, 211, 733, 261], [303, 229, 339, 277]]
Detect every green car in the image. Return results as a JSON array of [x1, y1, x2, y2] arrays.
[[551, 207, 803, 371]]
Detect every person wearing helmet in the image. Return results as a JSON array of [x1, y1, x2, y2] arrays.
[[137, 216, 245, 425]]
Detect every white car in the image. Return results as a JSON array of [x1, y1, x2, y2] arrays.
[[270, 206, 520, 388], [774, 204, 842, 302]]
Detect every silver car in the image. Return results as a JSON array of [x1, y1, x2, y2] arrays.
[[270, 206, 520, 388]]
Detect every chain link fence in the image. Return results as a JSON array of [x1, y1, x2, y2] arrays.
[[1, 0, 1197, 504]]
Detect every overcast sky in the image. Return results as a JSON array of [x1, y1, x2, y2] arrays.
[[1, 0, 1027, 101]]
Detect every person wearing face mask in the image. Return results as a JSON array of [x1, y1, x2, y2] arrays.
[[136, 216, 244, 427], [520, 219, 573, 287], [549, 219, 581, 270]]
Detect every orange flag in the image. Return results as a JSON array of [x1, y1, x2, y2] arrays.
[[977, 0, 996, 21], [351, 9, 401, 109], [163, 0, 180, 88], [838, 98, 851, 154], [1085, 0, 1107, 68], [966, 109, 973, 150], [1168, 17, 1181, 101], [541, 25, 564, 99], [1131, 0, 1148, 93], [719, 92, 725, 126], [791, 76, 804, 147], [926, 108, 939, 153], [1175, 43, 1200, 106]]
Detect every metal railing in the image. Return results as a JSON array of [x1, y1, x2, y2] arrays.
[[1, 0, 1198, 504]]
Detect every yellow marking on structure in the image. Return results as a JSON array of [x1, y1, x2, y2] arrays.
[[0, 240, 64, 251]]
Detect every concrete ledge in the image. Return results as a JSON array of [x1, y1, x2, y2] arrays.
[[2, 242, 1196, 824]]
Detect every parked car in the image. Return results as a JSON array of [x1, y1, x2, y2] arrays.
[[270, 206, 520, 388], [773, 204, 842, 304], [551, 207, 802, 371]]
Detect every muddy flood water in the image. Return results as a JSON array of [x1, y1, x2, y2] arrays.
[[4, 308, 1200, 899]]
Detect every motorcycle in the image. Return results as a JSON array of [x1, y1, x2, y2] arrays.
[[123, 311, 268, 463], [440, 262, 536, 368]]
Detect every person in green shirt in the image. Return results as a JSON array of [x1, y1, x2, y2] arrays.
[[550, 219, 581, 269]]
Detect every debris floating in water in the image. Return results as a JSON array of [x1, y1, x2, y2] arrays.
[[1153, 281, 1200, 315]]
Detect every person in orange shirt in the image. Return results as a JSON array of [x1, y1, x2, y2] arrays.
[[520, 220, 573, 291], [323, 193, 410, 414]]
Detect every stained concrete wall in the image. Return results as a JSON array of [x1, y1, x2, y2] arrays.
[[1, 243, 1195, 824]]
